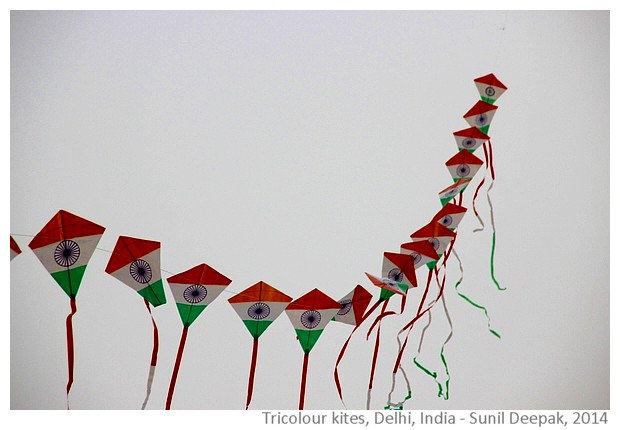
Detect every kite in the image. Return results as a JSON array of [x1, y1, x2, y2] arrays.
[[410, 221, 457, 267], [360, 251, 423, 409], [431, 202, 468, 231], [438, 178, 471, 207], [105, 235, 166, 409], [445, 149, 484, 183], [165, 263, 232, 409], [228, 281, 292, 409], [382, 240, 441, 409], [332, 284, 372, 327], [28, 209, 105, 408], [474, 73, 508, 104], [285, 288, 341, 409], [463, 100, 498, 135], [334, 248, 434, 409], [10, 235, 22, 261], [453, 126, 490, 153]]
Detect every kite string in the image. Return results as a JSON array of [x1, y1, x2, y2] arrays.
[[165, 325, 189, 410], [65, 297, 77, 410]]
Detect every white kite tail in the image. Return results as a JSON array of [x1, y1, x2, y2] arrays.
[[141, 299, 159, 410], [141, 365, 156, 410]]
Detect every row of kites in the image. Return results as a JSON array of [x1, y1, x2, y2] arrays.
[[10, 74, 507, 411]]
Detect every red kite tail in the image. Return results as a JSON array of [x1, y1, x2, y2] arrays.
[[334, 298, 382, 406], [299, 352, 310, 410], [245, 337, 259, 410], [65, 297, 77, 409], [165, 325, 189, 410], [366, 299, 389, 409]]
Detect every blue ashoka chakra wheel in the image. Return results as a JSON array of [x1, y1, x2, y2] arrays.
[[248, 302, 271, 320], [456, 164, 471, 178], [301, 310, 321, 329], [444, 187, 458, 197], [410, 252, 422, 265], [485, 86, 496, 96], [387, 268, 404, 282], [462, 138, 477, 149], [428, 237, 440, 250], [475, 113, 488, 126], [129, 259, 153, 284], [337, 299, 353, 316], [440, 215, 454, 227], [183, 284, 208, 304], [54, 240, 80, 267]]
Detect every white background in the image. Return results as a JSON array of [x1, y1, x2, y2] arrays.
[[7, 3, 611, 419]]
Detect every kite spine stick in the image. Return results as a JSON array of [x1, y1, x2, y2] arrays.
[[245, 337, 259, 410], [165, 325, 189, 410], [65, 297, 77, 410], [141, 299, 159, 410], [299, 352, 310, 410]]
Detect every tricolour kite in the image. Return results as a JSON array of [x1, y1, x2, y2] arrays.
[[474, 73, 508, 104], [10, 236, 22, 261], [28, 209, 105, 408], [286, 288, 341, 409], [332, 284, 372, 327], [229, 281, 292, 409], [105, 235, 166, 409], [165, 262, 232, 409]]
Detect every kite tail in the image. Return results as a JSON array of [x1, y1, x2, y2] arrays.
[[410, 268, 450, 394], [384, 358, 411, 410], [485, 140, 505, 291], [334, 299, 383, 407], [413, 294, 454, 400], [383, 268, 434, 409], [299, 352, 310, 410], [453, 249, 501, 338], [366, 301, 388, 410], [472, 176, 487, 233], [366, 294, 407, 340], [141, 299, 159, 410], [438, 293, 453, 399], [245, 338, 259, 410], [165, 325, 189, 410], [65, 297, 77, 409], [412, 296, 445, 399]]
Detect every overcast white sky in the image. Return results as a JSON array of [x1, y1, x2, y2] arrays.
[[6, 2, 613, 423]]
